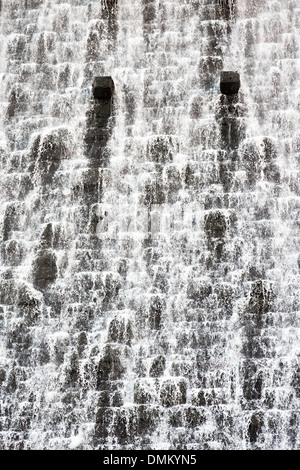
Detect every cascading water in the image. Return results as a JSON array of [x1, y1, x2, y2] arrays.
[[0, 0, 299, 450]]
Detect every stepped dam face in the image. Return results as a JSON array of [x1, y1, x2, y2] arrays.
[[0, 0, 299, 450]]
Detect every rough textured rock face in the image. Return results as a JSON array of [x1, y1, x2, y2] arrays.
[[0, 0, 300, 451]]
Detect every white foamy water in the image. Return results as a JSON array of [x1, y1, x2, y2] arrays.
[[0, 0, 299, 450]]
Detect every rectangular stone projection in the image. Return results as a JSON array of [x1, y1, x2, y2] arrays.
[[92, 76, 115, 100], [220, 71, 240, 95]]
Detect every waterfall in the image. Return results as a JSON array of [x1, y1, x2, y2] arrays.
[[0, 0, 299, 450]]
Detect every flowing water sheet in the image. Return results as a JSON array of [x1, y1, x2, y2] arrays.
[[0, 0, 299, 450]]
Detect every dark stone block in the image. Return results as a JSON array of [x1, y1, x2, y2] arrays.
[[143, 176, 165, 205], [72, 168, 100, 203], [100, 0, 118, 22], [39, 223, 53, 248], [0, 279, 16, 305], [184, 407, 206, 428], [160, 379, 187, 407], [97, 391, 110, 408], [77, 331, 87, 357], [92, 76, 114, 100], [16, 284, 41, 325], [64, 351, 80, 387], [123, 88, 136, 124], [95, 407, 114, 440], [86, 32, 100, 62], [105, 0, 118, 9], [61, 391, 80, 407], [84, 90, 113, 164], [168, 409, 183, 428], [0, 368, 6, 382], [95, 405, 160, 445], [3, 203, 20, 242], [135, 405, 161, 437], [247, 280, 275, 317], [291, 366, 300, 397], [219, 116, 244, 149], [6, 320, 32, 353], [39, 340, 50, 364], [86, 204, 101, 234], [192, 390, 206, 406], [248, 411, 264, 444], [218, 162, 233, 190], [148, 296, 165, 330], [6, 89, 18, 119], [58, 64, 71, 89], [199, 56, 223, 89], [77, 331, 87, 347], [204, 210, 227, 239], [36, 33, 46, 65], [102, 273, 121, 306], [4, 239, 25, 266], [169, 406, 205, 429], [146, 135, 178, 164], [32, 249, 58, 290], [143, 3, 156, 24], [38, 131, 68, 163], [242, 368, 263, 400], [149, 355, 166, 377], [111, 391, 123, 407], [264, 162, 280, 183], [242, 330, 275, 359], [184, 161, 198, 186], [6, 369, 17, 393], [217, 93, 242, 119], [134, 380, 153, 405], [164, 165, 182, 202], [187, 278, 212, 304], [24, 0, 43, 8], [215, 282, 236, 315], [117, 258, 128, 277], [98, 390, 123, 407], [32, 129, 70, 185], [97, 344, 126, 386], [53, 334, 70, 365], [94, 101, 113, 117], [107, 316, 133, 346], [219, 0, 234, 8], [261, 137, 277, 161], [134, 356, 147, 378], [220, 71, 240, 95]]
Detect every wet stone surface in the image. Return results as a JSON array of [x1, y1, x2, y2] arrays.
[[32, 249, 58, 290], [0, 0, 299, 452], [92, 76, 114, 100], [220, 71, 240, 95], [97, 344, 126, 386]]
